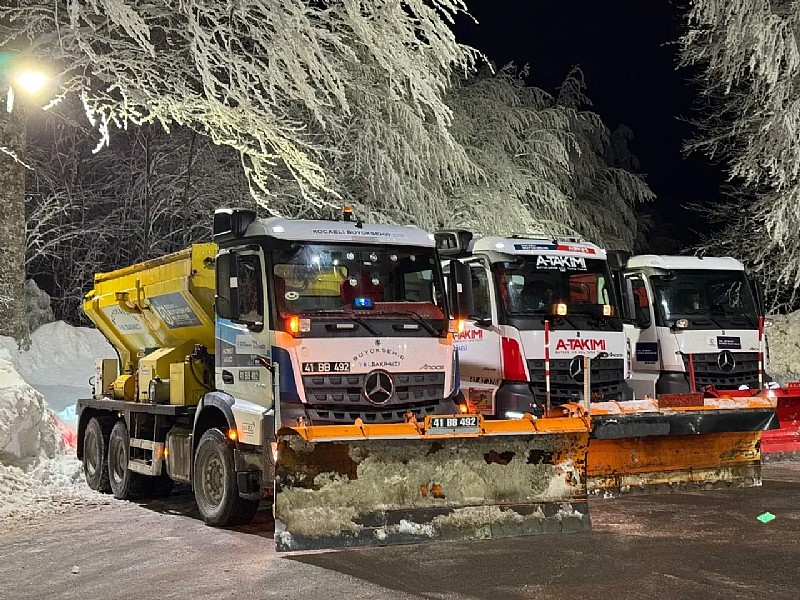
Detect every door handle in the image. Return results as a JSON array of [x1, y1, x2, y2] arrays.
[[222, 370, 234, 384]]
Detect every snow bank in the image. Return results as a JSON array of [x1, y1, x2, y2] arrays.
[[0, 320, 115, 412], [767, 312, 800, 385], [0, 358, 109, 525]]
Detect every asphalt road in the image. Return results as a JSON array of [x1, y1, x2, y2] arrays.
[[1, 464, 799, 600]]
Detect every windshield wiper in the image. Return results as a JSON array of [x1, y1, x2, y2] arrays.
[[300, 310, 382, 336], [509, 311, 584, 330], [378, 310, 442, 337], [709, 308, 758, 328]]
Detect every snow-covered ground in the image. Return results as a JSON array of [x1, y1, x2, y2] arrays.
[[0, 358, 112, 526], [0, 322, 116, 526], [0, 320, 115, 413]]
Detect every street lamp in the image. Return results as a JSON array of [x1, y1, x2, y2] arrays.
[[13, 69, 49, 96]]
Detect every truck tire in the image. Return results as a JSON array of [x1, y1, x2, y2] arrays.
[[194, 428, 259, 527], [108, 420, 146, 499], [83, 417, 112, 493]]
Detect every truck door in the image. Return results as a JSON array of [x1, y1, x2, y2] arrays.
[[624, 273, 659, 398], [215, 248, 275, 409], [456, 260, 503, 415]]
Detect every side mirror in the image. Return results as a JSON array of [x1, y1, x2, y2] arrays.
[[447, 260, 474, 320], [607, 250, 631, 271], [215, 251, 239, 320], [213, 208, 257, 240]]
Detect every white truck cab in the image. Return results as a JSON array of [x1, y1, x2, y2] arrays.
[[615, 254, 766, 398], [214, 209, 470, 426], [437, 230, 630, 418]]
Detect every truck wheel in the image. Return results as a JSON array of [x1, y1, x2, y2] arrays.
[[194, 428, 259, 527], [83, 417, 112, 493], [108, 420, 146, 499]]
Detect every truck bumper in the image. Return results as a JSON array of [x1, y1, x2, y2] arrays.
[[656, 372, 692, 395], [495, 381, 544, 418]]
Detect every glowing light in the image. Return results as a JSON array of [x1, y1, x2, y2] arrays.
[[449, 319, 466, 334], [270, 441, 278, 462], [14, 69, 48, 95], [554, 303, 568, 316], [354, 297, 374, 309], [227, 429, 238, 441], [287, 315, 300, 334]]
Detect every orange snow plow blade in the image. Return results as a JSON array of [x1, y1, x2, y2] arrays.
[[587, 396, 777, 495], [274, 410, 591, 552]]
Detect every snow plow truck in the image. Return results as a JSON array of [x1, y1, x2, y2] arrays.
[[435, 230, 776, 495], [76, 208, 593, 552], [613, 253, 799, 459]]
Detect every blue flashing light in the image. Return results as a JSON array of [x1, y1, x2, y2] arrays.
[[353, 297, 374, 309]]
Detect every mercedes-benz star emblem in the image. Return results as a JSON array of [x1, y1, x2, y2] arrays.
[[569, 356, 585, 383], [363, 370, 395, 405], [717, 350, 736, 373]]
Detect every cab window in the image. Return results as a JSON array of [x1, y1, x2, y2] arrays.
[[628, 276, 650, 328], [237, 255, 263, 325], [469, 265, 492, 322]]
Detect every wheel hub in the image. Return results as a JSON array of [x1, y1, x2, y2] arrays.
[[202, 455, 225, 506]]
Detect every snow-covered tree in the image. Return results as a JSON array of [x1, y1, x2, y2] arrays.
[[679, 0, 800, 297], [0, 107, 28, 342], [442, 66, 653, 250], [1, 0, 475, 209], [25, 106, 253, 321]]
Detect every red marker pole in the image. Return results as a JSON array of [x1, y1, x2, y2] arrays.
[[544, 320, 551, 416]]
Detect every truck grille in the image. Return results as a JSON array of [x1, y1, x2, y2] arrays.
[[682, 352, 760, 390], [527, 358, 625, 406], [302, 372, 446, 424]]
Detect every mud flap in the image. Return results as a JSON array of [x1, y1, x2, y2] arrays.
[[273, 416, 591, 552], [588, 408, 775, 495]]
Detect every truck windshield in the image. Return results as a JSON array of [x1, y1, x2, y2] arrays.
[[494, 255, 617, 317], [650, 269, 758, 327], [272, 243, 446, 320]]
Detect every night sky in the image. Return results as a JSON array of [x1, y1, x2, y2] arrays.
[[454, 0, 725, 249]]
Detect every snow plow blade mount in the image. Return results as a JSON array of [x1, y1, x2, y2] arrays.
[[274, 412, 591, 552], [587, 397, 777, 495]]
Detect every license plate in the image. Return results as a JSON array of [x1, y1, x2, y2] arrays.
[[302, 361, 351, 373], [426, 415, 480, 435]]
